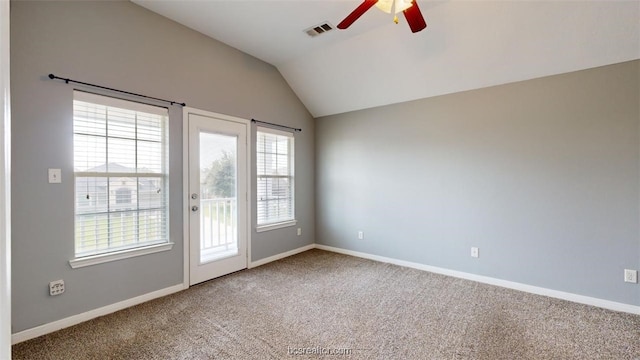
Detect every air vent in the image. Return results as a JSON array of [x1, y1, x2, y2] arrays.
[[305, 22, 334, 37]]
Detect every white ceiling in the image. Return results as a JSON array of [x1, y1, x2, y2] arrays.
[[133, 0, 640, 118]]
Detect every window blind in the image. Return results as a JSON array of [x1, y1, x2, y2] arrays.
[[73, 91, 169, 257], [256, 127, 295, 226]]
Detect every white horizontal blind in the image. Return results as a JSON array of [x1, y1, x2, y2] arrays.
[[256, 127, 295, 225], [73, 91, 169, 257]]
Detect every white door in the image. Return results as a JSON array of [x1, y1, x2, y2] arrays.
[[187, 111, 248, 285]]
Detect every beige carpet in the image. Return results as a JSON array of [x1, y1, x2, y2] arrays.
[[12, 249, 640, 359]]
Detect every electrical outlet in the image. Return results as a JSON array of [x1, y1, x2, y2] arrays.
[[358, 231, 364, 240], [297, 228, 302, 236], [471, 247, 479, 258], [49, 279, 65, 296], [624, 269, 637, 283]]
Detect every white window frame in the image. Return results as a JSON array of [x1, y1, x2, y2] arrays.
[[69, 91, 172, 268], [256, 126, 296, 232]]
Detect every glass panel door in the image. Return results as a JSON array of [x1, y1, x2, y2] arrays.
[[199, 132, 238, 263]]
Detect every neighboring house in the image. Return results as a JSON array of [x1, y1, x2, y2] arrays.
[[75, 163, 163, 214]]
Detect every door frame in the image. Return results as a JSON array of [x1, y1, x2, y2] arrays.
[[182, 107, 251, 288]]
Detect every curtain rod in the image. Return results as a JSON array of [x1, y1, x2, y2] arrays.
[[251, 119, 302, 132], [48, 74, 186, 107]]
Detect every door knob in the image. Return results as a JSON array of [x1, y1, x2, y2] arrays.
[[191, 193, 198, 199], [191, 205, 199, 212]]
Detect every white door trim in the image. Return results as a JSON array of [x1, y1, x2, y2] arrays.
[[182, 107, 251, 288], [0, 0, 11, 356]]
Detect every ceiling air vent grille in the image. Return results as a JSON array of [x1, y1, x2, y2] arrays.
[[305, 22, 334, 37]]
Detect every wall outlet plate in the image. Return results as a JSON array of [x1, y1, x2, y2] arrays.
[[49, 279, 65, 296], [471, 247, 479, 258], [624, 269, 637, 283], [297, 228, 302, 236]]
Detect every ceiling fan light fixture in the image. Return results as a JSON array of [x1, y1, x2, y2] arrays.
[[375, 0, 393, 13], [395, 0, 414, 13], [376, 0, 413, 14]]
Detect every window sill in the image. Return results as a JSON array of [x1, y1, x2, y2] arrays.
[[69, 242, 174, 269], [256, 220, 297, 233]]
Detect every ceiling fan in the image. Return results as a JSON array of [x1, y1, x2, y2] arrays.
[[337, 0, 427, 33]]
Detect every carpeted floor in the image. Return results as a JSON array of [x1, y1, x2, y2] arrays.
[[12, 249, 640, 359]]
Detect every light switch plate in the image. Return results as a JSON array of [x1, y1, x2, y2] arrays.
[[48, 168, 61, 183]]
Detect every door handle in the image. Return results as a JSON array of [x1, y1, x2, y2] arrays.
[[191, 205, 199, 212]]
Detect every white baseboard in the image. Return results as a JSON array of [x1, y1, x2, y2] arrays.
[[315, 244, 640, 316], [11, 244, 639, 345], [11, 283, 184, 345], [249, 244, 315, 269], [11, 244, 314, 345]]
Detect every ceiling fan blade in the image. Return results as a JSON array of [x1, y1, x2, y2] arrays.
[[403, 0, 427, 33], [337, 0, 379, 29]]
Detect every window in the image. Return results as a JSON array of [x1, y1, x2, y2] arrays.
[[256, 127, 295, 230], [73, 91, 169, 261]]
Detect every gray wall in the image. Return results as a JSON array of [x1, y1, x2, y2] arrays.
[[11, 1, 314, 333], [316, 60, 640, 306]]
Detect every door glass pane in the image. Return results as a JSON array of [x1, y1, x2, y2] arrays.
[[199, 132, 238, 263]]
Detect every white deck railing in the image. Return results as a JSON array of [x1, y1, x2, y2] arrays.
[[200, 198, 237, 258]]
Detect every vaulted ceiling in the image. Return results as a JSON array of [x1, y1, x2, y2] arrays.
[[133, 0, 640, 118]]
